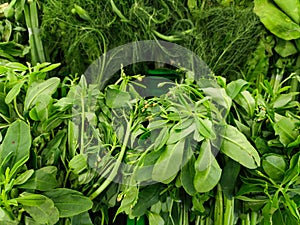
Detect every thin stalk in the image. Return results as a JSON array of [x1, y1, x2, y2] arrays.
[[214, 184, 223, 225], [290, 75, 299, 100], [89, 115, 133, 200], [245, 213, 250, 225], [14, 98, 24, 120], [29, 0, 45, 63], [224, 195, 234, 225], [24, 4, 37, 65], [250, 211, 257, 225]]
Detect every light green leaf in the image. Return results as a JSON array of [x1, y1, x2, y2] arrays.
[[5, 80, 25, 104], [44, 188, 93, 218], [273, 117, 299, 146], [69, 154, 87, 175], [226, 79, 248, 99], [221, 125, 260, 169], [18, 166, 58, 191], [24, 77, 60, 111], [234, 91, 255, 117], [71, 212, 93, 225], [0, 120, 31, 173], [105, 87, 130, 108], [273, 0, 300, 24], [254, 0, 300, 40], [262, 154, 286, 181], [152, 140, 185, 184], [14, 169, 34, 185], [148, 212, 164, 225], [5, 62, 28, 71], [194, 140, 221, 192], [16, 193, 59, 225]]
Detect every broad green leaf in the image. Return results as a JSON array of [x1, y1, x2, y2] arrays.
[[273, 0, 300, 24], [254, 0, 300, 40], [234, 91, 255, 117], [44, 188, 93, 218], [18, 166, 58, 191], [131, 184, 161, 217], [71, 212, 93, 225], [226, 79, 248, 99], [24, 77, 60, 111], [273, 117, 298, 146], [194, 117, 216, 139], [181, 155, 197, 196], [167, 123, 195, 144], [0, 120, 31, 173], [5, 80, 25, 104], [202, 87, 232, 114], [274, 39, 298, 57], [221, 125, 260, 169], [220, 159, 241, 196], [16, 193, 59, 225], [194, 140, 221, 192], [69, 154, 87, 175], [148, 212, 164, 225], [273, 93, 298, 108], [152, 140, 185, 184], [262, 154, 286, 181], [105, 87, 130, 108]]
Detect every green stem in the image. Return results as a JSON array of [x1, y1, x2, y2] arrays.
[[89, 116, 133, 200], [29, 0, 45, 63], [14, 98, 24, 120], [24, 3, 37, 65], [224, 195, 234, 225], [214, 184, 223, 225], [250, 211, 257, 225]]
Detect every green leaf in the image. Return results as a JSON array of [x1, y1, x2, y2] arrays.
[[131, 184, 161, 217], [0, 208, 18, 225], [152, 140, 185, 184], [39, 63, 61, 73], [194, 140, 221, 192], [254, 0, 300, 40], [226, 79, 248, 99], [14, 169, 34, 185], [274, 39, 298, 57], [273, 93, 298, 108], [194, 117, 216, 139], [0, 120, 31, 173], [71, 212, 93, 225], [16, 193, 59, 225], [5, 80, 25, 104], [69, 154, 87, 175], [44, 188, 93, 218], [234, 91, 255, 117], [220, 158, 241, 196], [5, 62, 28, 71], [273, 117, 299, 146], [148, 212, 164, 225], [181, 155, 197, 196], [24, 77, 60, 111], [221, 125, 260, 169], [262, 154, 286, 181], [273, 0, 300, 24], [105, 87, 130, 108], [18, 166, 58, 191]]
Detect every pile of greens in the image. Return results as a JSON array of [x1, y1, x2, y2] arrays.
[[0, 0, 300, 224]]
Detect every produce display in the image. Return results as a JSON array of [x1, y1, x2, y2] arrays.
[[0, 0, 299, 225]]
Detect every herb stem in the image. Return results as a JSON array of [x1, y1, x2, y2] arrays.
[[89, 115, 133, 200]]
